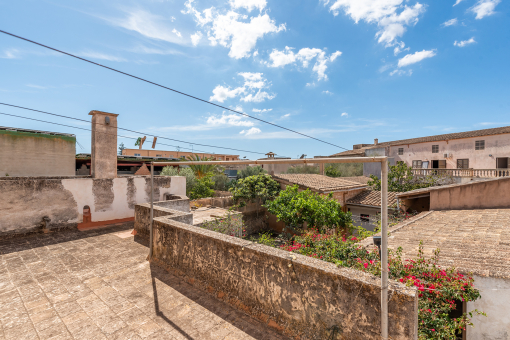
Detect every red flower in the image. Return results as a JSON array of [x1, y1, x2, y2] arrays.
[[363, 263, 368, 269]]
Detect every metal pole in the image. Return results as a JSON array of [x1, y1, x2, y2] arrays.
[[149, 161, 154, 260], [381, 158, 389, 340]]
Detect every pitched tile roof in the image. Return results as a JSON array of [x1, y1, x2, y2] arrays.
[[341, 176, 372, 185], [272, 174, 367, 192], [361, 209, 510, 279], [347, 190, 399, 208], [331, 125, 510, 157]]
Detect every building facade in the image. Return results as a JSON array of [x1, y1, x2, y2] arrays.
[[0, 126, 76, 177], [122, 149, 240, 161]]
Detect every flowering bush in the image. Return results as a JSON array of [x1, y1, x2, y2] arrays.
[[280, 230, 485, 339]]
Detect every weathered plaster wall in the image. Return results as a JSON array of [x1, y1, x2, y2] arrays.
[[467, 276, 510, 340], [430, 177, 510, 210], [0, 176, 185, 235], [134, 200, 193, 239], [389, 134, 510, 169], [0, 129, 75, 177], [151, 217, 419, 339]]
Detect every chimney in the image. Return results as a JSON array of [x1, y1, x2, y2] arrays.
[[89, 110, 118, 179], [374, 138, 379, 145]]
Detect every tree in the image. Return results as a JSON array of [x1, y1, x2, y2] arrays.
[[118, 142, 126, 155], [230, 174, 280, 207], [325, 163, 363, 178], [185, 154, 216, 179], [368, 162, 454, 192], [264, 185, 353, 234], [236, 165, 266, 179], [160, 166, 196, 196], [286, 165, 319, 174]]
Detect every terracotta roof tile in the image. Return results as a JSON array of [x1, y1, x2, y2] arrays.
[[361, 209, 510, 279], [347, 190, 399, 207], [341, 176, 372, 185], [272, 174, 367, 192]]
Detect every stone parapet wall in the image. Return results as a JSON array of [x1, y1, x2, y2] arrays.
[[151, 216, 419, 339], [134, 199, 192, 239]]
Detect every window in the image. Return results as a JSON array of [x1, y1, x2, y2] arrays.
[[475, 140, 485, 150], [432, 145, 439, 153], [156, 154, 162, 157], [134, 153, 141, 156], [457, 159, 469, 169], [412, 160, 422, 168], [398, 148, 404, 155], [360, 214, 370, 222]]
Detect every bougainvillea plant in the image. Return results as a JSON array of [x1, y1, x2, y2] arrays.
[[279, 230, 485, 340]]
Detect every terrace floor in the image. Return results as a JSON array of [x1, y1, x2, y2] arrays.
[[0, 223, 288, 340]]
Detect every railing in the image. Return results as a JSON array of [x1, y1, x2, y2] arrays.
[[411, 168, 510, 178]]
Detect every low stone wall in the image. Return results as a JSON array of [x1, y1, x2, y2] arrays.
[[151, 216, 418, 339], [0, 175, 186, 236], [134, 199, 193, 239]]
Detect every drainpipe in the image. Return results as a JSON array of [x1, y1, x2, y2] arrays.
[[149, 161, 154, 260], [381, 158, 389, 340]]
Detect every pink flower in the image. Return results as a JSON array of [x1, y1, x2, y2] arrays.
[[363, 263, 368, 269], [431, 329, 435, 332]]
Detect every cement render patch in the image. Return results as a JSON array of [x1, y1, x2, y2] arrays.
[[0, 222, 288, 340]]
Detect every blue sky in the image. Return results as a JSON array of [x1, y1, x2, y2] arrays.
[[1, 0, 508, 159]]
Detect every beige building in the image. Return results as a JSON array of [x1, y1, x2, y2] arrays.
[[331, 126, 510, 179], [122, 149, 239, 161], [0, 126, 76, 177]]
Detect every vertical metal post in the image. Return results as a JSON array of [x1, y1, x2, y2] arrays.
[[381, 158, 389, 340], [149, 161, 154, 260]]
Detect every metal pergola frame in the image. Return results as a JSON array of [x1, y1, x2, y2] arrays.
[[148, 156, 389, 339]]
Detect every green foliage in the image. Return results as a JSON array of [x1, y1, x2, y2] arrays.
[[160, 166, 197, 196], [280, 233, 485, 339], [200, 213, 245, 237], [249, 231, 276, 247], [325, 163, 363, 177], [134, 137, 142, 147], [264, 185, 353, 234], [118, 142, 126, 155], [230, 174, 280, 207], [236, 165, 266, 179], [286, 165, 319, 174], [211, 173, 230, 191], [185, 154, 216, 179], [189, 176, 215, 200], [368, 162, 454, 192]]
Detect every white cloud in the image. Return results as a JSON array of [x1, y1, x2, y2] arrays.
[[172, 29, 182, 38], [454, 37, 476, 47], [129, 45, 183, 55], [470, 0, 501, 19], [341, 112, 348, 117], [207, 114, 254, 127], [191, 31, 203, 46], [389, 69, 413, 76], [322, 90, 333, 95], [397, 49, 436, 67], [253, 50, 259, 56], [229, 0, 267, 12], [393, 41, 409, 55], [306, 82, 316, 87], [183, 0, 285, 59], [442, 18, 458, 27], [453, 0, 464, 6], [78, 51, 127, 62], [0, 48, 20, 59], [104, 9, 186, 45], [323, 0, 426, 47], [268, 47, 342, 80], [252, 108, 272, 113], [26, 84, 50, 90], [210, 72, 275, 103], [239, 127, 261, 135], [281, 113, 291, 119]]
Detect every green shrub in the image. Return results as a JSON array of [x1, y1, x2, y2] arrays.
[[264, 185, 353, 234], [189, 176, 215, 200], [211, 173, 230, 191], [286, 165, 319, 174], [325, 163, 363, 177], [230, 174, 280, 207], [237, 166, 266, 179], [200, 213, 244, 237], [161, 166, 197, 197]]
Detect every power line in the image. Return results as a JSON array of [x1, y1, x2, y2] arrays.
[[0, 29, 348, 151], [0, 111, 240, 155], [0, 102, 269, 156]]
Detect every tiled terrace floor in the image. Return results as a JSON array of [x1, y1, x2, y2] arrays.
[[0, 223, 288, 340]]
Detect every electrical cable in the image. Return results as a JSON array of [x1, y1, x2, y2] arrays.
[[0, 29, 349, 151], [0, 102, 270, 156]]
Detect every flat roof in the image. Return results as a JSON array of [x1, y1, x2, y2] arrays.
[[0, 126, 75, 138], [396, 177, 509, 198]]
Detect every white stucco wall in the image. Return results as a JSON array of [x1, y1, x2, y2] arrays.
[[388, 134, 510, 169], [467, 275, 510, 340]]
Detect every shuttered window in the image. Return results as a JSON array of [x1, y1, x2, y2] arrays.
[[398, 148, 404, 155], [412, 160, 422, 168], [475, 140, 485, 150], [457, 159, 469, 169], [432, 145, 439, 153]]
